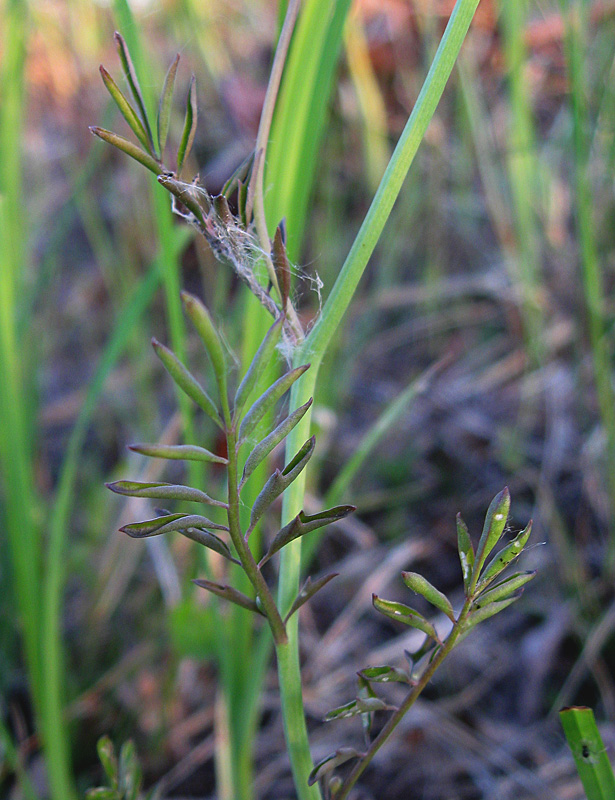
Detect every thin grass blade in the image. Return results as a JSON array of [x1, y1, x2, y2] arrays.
[[560, 706, 615, 800]]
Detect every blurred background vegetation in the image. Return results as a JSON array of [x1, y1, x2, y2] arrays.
[[2, 0, 615, 798]]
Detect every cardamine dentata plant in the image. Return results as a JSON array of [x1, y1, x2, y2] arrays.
[[93, 27, 535, 800]]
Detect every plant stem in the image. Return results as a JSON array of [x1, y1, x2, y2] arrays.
[[226, 426, 287, 645], [276, 619, 322, 800], [336, 600, 473, 799], [276, 1, 481, 794]]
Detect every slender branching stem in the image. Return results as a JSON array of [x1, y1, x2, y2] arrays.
[[226, 425, 287, 645], [335, 598, 474, 799]]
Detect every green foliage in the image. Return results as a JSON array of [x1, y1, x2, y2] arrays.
[[110, 297, 353, 647], [316, 491, 535, 798], [560, 706, 615, 800], [90, 7, 531, 798], [87, 738, 158, 800]]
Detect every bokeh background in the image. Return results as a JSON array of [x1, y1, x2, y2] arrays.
[[2, 0, 615, 797]]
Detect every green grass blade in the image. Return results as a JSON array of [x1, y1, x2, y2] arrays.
[[498, 0, 544, 362], [265, 0, 353, 256], [325, 359, 444, 507], [0, 718, 39, 800], [559, 0, 615, 550], [41, 245, 187, 800], [276, 2, 482, 796], [560, 707, 615, 799], [0, 3, 76, 798]]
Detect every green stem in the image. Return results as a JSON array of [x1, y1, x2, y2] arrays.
[[335, 600, 473, 799], [276, 1, 481, 794], [275, 620, 322, 800], [226, 426, 287, 645]]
